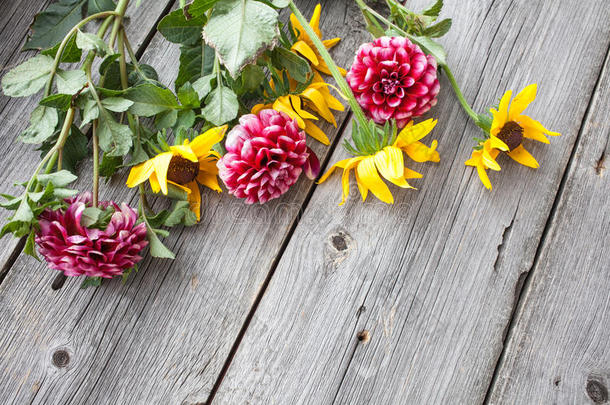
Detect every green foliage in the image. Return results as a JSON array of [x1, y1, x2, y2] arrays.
[[1, 55, 55, 97], [125, 83, 180, 117], [203, 0, 279, 77], [270, 47, 311, 83], [80, 205, 116, 229], [201, 85, 239, 125], [56, 69, 88, 94], [158, 8, 206, 45], [75, 29, 112, 56], [81, 276, 103, 288], [87, 0, 116, 14], [97, 109, 133, 156], [23, 0, 87, 51], [344, 119, 399, 157], [19, 106, 59, 144], [42, 35, 82, 63]]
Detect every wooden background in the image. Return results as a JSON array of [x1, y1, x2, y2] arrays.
[[0, 0, 608, 404]]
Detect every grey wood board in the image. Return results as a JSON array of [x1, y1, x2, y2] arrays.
[[214, 0, 610, 403], [0, 1, 174, 272], [0, 0, 370, 404], [488, 47, 610, 405]]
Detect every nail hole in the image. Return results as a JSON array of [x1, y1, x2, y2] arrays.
[[52, 350, 70, 368], [331, 234, 348, 251], [586, 378, 608, 403], [357, 305, 366, 316], [357, 329, 370, 344], [554, 377, 561, 386], [51, 274, 67, 290]]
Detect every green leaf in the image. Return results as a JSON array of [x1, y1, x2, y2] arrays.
[[187, 0, 221, 17], [37, 170, 78, 187], [101, 97, 134, 112], [42, 34, 82, 63], [125, 83, 180, 116], [176, 43, 215, 90], [62, 125, 89, 172], [1, 55, 54, 97], [158, 8, 206, 45], [87, 0, 116, 14], [97, 110, 133, 156], [145, 222, 175, 259], [164, 201, 197, 227], [99, 153, 123, 177], [239, 64, 265, 92], [81, 276, 103, 289], [192, 74, 215, 99], [76, 29, 111, 56], [271, 47, 311, 83], [24, 229, 40, 260], [40, 94, 72, 111], [56, 69, 88, 94], [406, 34, 447, 66], [423, 18, 452, 38], [81, 206, 115, 229], [154, 109, 178, 130], [14, 198, 34, 223], [202, 85, 239, 125], [422, 0, 443, 17], [23, 0, 87, 51], [19, 105, 59, 144], [203, 0, 279, 77], [174, 110, 196, 131], [80, 97, 99, 127], [177, 82, 200, 108]]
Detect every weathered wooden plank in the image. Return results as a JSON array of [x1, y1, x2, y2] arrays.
[[0, 1, 174, 272], [0, 1, 371, 403], [488, 48, 610, 405], [214, 0, 610, 403]]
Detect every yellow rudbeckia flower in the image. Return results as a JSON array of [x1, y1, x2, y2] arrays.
[[466, 84, 560, 189], [253, 71, 344, 145], [290, 4, 346, 76], [126, 126, 227, 220], [319, 119, 440, 205]]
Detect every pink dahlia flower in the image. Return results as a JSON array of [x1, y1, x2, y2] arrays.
[[347, 36, 440, 128], [217, 109, 319, 204], [35, 193, 148, 279]]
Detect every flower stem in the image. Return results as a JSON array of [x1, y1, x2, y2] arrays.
[[92, 122, 100, 207], [109, 0, 131, 49], [442, 64, 480, 122], [288, 1, 370, 130]]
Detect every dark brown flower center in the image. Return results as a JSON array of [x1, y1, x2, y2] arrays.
[[167, 155, 199, 185], [497, 121, 524, 151]]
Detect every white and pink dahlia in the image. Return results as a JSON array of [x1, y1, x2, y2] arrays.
[[347, 36, 440, 128], [217, 109, 319, 204], [35, 193, 148, 278]]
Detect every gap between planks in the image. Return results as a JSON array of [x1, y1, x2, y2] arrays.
[[482, 40, 610, 405]]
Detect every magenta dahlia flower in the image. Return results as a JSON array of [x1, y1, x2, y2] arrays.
[[35, 193, 148, 278], [217, 109, 319, 204], [347, 36, 440, 128]]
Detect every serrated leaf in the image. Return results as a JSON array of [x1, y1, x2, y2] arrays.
[[145, 222, 175, 259], [187, 0, 221, 18], [271, 47, 311, 83], [203, 0, 279, 77], [99, 153, 123, 177], [76, 29, 111, 56], [19, 105, 59, 144], [177, 82, 200, 108], [101, 97, 134, 112], [62, 125, 89, 172], [239, 64, 265, 92], [424, 18, 452, 38], [422, 0, 443, 17], [192, 74, 215, 99], [125, 83, 180, 116], [80, 97, 99, 127], [23, 0, 87, 51], [24, 229, 40, 260], [42, 34, 82, 63], [202, 85, 239, 125], [87, 0, 116, 14], [164, 201, 197, 227], [37, 170, 78, 187], [407, 34, 447, 66], [56, 69, 88, 94], [97, 110, 133, 156], [158, 8, 206, 45], [154, 109, 178, 130], [81, 276, 102, 288], [176, 43, 215, 90], [174, 110, 196, 131], [1, 54, 54, 97], [40, 94, 72, 111]]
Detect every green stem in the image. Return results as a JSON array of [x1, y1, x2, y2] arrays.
[[442, 64, 480, 122], [288, 1, 370, 130], [108, 0, 131, 49], [44, 11, 120, 97], [92, 122, 100, 207]]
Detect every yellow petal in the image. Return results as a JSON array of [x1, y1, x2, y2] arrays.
[[509, 84, 536, 120], [310, 4, 322, 37], [291, 40, 319, 66], [252, 103, 270, 114], [199, 158, 219, 175], [189, 125, 227, 158], [340, 157, 364, 205], [489, 136, 509, 151], [523, 126, 550, 144], [318, 158, 351, 183], [126, 160, 154, 188], [404, 140, 440, 163], [482, 149, 501, 171], [289, 13, 305, 39], [149, 172, 161, 193], [477, 164, 493, 190], [302, 87, 336, 126], [354, 167, 368, 201], [169, 145, 198, 162], [403, 167, 422, 179], [304, 120, 330, 145], [186, 181, 201, 221], [374, 146, 404, 181], [356, 156, 394, 204], [508, 145, 539, 168], [273, 97, 305, 128], [152, 152, 173, 195], [517, 115, 560, 136], [289, 95, 318, 120], [197, 172, 221, 192], [323, 38, 341, 49], [497, 89, 512, 126], [397, 118, 437, 146]]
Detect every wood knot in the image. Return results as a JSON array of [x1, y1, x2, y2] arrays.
[[52, 350, 70, 368], [586, 377, 608, 403], [331, 233, 348, 251], [357, 330, 370, 344]]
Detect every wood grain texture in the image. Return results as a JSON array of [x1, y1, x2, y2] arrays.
[[0, 1, 174, 273], [0, 1, 371, 404], [214, 0, 610, 403], [488, 48, 610, 405]]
